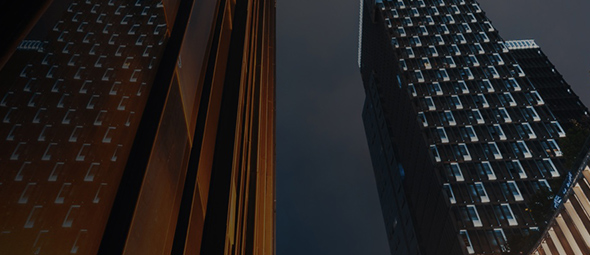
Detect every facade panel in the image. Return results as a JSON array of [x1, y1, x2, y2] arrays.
[[359, 1, 589, 254]]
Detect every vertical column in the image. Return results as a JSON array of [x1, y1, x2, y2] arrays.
[[564, 200, 590, 249], [573, 185, 590, 217], [541, 241, 553, 255], [548, 227, 567, 255], [555, 214, 583, 255]]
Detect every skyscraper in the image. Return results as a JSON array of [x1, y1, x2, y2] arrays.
[[0, 0, 275, 254], [358, 0, 588, 254]]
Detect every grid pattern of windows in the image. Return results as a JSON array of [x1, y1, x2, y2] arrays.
[[0, 1, 168, 254], [372, 0, 575, 254]]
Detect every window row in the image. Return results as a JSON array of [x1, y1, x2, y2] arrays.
[[437, 159, 562, 182], [444, 179, 556, 206], [9, 142, 123, 163], [414, 91, 544, 111], [428, 121, 565, 145], [401, 53, 507, 71], [418, 106, 553, 128], [407, 78, 532, 97], [430, 139, 562, 164], [406, 64, 524, 84]]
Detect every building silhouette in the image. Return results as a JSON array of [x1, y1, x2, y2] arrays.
[[358, 0, 588, 254], [0, 0, 275, 254]]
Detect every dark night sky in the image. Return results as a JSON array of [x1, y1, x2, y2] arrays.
[[276, 1, 590, 254]]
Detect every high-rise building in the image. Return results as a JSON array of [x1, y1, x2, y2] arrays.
[[0, 0, 275, 254], [358, 0, 588, 254]]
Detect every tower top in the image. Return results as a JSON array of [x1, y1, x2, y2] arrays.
[[505, 39, 540, 50]]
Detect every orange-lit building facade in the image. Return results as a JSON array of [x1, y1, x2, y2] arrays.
[[0, 0, 275, 254]]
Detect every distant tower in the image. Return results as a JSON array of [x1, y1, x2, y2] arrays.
[[358, 0, 588, 254], [0, 0, 276, 254]]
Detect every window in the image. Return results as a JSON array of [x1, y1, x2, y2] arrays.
[[89, 44, 99, 55], [68, 54, 80, 66], [443, 184, 456, 204], [85, 163, 101, 181], [462, 67, 474, 80], [103, 127, 116, 143], [24, 206, 42, 228], [465, 126, 478, 142], [419, 25, 428, 35], [466, 205, 482, 227], [460, 230, 475, 254], [474, 94, 489, 108], [426, 16, 434, 25], [491, 53, 504, 65], [521, 123, 536, 139], [449, 163, 464, 181], [444, 56, 456, 68], [76, 144, 91, 161], [408, 84, 416, 97], [428, 45, 438, 57], [445, 14, 455, 24], [456, 33, 466, 44], [425, 96, 436, 111], [437, 127, 449, 143], [501, 204, 518, 226], [493, 124, 506, 140], [404, 17, 413, 27], [458, 143, 471, 161], [478, 32, 490, 42], [525, 106, 540, 121], [444, 110, 456, 126], [429, 82, 443, 95], [398, 27, 407, 37], [420, 57, 431, 69], [461, 23, 472, 33], [507, 181, 523, 201], [62, 205, 80, 228], [431, 145, 441, 162], [467, 55, 479, 67], [437, 69, 450, 81], [74, 67, 85, 80], [474, 182, 490, 203], [450, 95, 463, 109], [430, 6, 440, 16], [481, 79, 494, 92], [483, 21, 494, 32], [415, 70, 424, 83], [528, 91, 544, 105], [546, 139, 563, 157], [505, 78, 520, 91], [549, 121, 565, 138], [450, 44, 460, 56], [434, 34, 444, 45], [118, 96, 130, 110], [440, 24, 450, 34], [473, 43, 484, 54], [419, 112, 428, 127], [513, 64, 525, 77], [488, 143, 502, 160], [467, 13, 476, 23], [405, 47, 414, 58], [69, 126, 82, 142], [480, 161, 496, 180], [62, 109, 75, 125], [498, 108, 512, 123], [472, 109, 484, 124], [503, 92, 516, 107], [488, 66, 500, 79]]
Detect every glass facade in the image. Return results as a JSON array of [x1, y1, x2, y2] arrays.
[[0, 0, 276, 254], [359, 0, 589, 254]]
